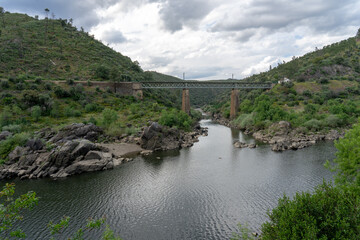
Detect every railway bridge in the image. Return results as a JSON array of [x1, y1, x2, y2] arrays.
[[139, 81, 272, 119]]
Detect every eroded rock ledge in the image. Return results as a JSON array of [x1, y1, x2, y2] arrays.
[[212, 113, 345, 152], [0, 122, 208, 180]]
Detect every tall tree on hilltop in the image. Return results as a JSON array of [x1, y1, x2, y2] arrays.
[[0, 7, 5, 28], [44, 8, 49, 44]]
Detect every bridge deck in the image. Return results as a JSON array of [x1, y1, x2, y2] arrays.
[[140, 81, 272, 89]]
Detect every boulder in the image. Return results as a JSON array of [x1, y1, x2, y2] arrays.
[[49, 141, 79, 167], [49, 123, 103, 143], [71, 139, 95, 159], [7, 146, 31, 164], [0, 131, 12, 141], [234, 141, 248, 148], [63, 159, 110, 175], [25, 139, 44, 151], [84, 151, 112, 160]]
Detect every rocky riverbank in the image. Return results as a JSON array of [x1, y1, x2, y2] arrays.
[[0, 122, 208, 180], [212, 113, 345, 152]]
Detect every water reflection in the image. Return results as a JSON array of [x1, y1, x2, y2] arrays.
[[1, 120, 336, 240]]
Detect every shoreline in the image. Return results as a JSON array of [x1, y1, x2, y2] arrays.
[[0, 121, 208, 180], [211, 113, 345, 151]]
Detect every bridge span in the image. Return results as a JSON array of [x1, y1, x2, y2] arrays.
[[139, 81, 272, 119]]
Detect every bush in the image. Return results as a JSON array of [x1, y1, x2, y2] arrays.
[[261, 182, 360, 240], [64, 107, 81, 117], [85, 103, 102, 113], [0, 132, 31, 161], [31, 106, 42, 121], [324, 114, 342, 128], [233, 113, 255, 129], [54, 86, 70, 98], [2, 124, 22, 133], [69, 84, 84, 101], [0, 80, 9, 89], [303, 119, 322, 131], [101, 108, 118, 128], [159, 109, 192, 131], [331, 121, 360, 185]]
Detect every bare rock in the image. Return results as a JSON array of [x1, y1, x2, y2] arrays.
[[0, 131, 12, 141], [25, 139, 44, 151]]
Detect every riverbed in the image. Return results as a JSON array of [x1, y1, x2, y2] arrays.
[[2, 120, 336, 239]]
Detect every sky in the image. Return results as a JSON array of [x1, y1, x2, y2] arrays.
[[2, 0, 359, 80]]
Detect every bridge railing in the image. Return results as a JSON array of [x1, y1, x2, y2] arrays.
[[139, 81, 272, 89]]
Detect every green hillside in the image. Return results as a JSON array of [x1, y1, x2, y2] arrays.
[[0, 11, 203, 163], [205, 30, 360, 133], [0, 12, 146, 81]]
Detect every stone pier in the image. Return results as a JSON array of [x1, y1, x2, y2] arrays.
[[181, 89, 190, 115], [230, 89, 239, 119]]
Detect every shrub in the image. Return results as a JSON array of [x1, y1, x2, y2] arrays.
[[54, 86, 70, 98], [64, 107, 81, 117], [233, 113, 255, 129], [2, 124, 22, 133], [303, 119, 322, 131], [35, 77, 42, 84], [159, 109, 192, 131], [261, 182, 360, 240], [94, 65, 110, 80], [324, 114, 342, 128], [31, 106, 42, 121], [0, 132, 31, 161], [85, 103, 102, 113], [101, 108, 118, 128], [331, 121, 360, 185], [69, 84, 84, 101], [0, 80, 9, 89]]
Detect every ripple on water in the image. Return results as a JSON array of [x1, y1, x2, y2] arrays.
[[2, 121, 336, 240]]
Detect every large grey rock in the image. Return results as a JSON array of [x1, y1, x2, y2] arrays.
[[49, 141, 79, 167], [64, 159, 110, 175], [25, 139, 44, 151], [0, 131, 12, 141], [84, 151, 112, 160], [50, 123, 103, 143], [7, 146, 31, 164], [71, 139, 95, 159]]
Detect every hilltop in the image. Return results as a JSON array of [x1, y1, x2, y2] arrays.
[[205, 29, 360, 150], [0, 12, 146, 81]]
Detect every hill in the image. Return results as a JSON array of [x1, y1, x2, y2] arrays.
[[0, 12, 146, 81], [205, 30, 360, 135]]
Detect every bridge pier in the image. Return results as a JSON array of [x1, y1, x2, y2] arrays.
[[230, 89, 239, 119], [182, 89, 190, 115]]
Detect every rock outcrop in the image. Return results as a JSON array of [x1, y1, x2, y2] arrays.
[[233, 141, 257, 149], [253, 121, 344, 152], [0, 124, 112, 180], [0, 121, 208, 180], [139, 122, 208, 151]]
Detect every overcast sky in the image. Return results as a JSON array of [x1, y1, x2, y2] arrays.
[[2, 0, 359, 80]]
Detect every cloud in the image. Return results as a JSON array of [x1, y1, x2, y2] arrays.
[[2, 0, 359, 80], [102, 29, 127, 44], [158, 0, 215, 32]]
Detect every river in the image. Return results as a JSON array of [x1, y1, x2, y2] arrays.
[[2, 120, 336, 239]]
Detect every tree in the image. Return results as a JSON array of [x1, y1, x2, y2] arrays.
[[44, 8, 50, 44], [329, 121, 360, 185], [0, 183, 38, 238], [0, 6, 5, 28]]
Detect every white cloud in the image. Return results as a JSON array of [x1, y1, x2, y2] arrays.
[[2, 0, 360, 80]]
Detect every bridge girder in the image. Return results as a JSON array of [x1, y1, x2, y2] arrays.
[[140, 81, 272, 89]]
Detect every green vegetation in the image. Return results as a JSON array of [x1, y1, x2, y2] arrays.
[[0, 11, 144, 81], [0, 183, 122, 239], [232, 121, 360, 239], [205, 29, 360, 133]]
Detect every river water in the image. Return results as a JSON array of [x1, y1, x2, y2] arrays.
[[2, 120, 336, 239]]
